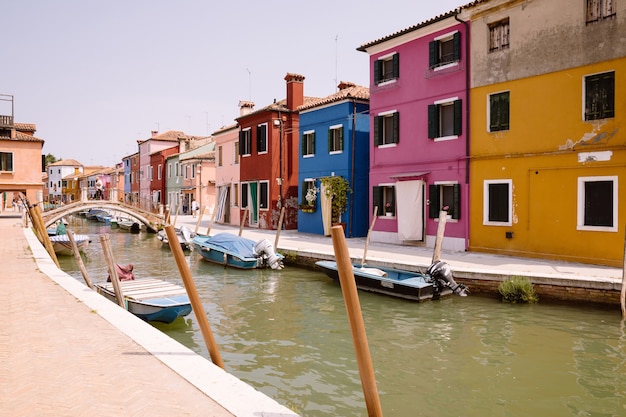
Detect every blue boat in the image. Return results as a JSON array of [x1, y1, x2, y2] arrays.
[[95, 278, 192, 323], [315, 260, 468, 302], [192, 232, 284, 270]]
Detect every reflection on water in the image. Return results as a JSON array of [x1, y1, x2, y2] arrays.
[[59, 217, 626, 417]]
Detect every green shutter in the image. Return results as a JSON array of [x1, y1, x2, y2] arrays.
[[301, 181, 307, 203], [454, 99, 462, 136], [301, 134, 305, 156], [373, 186, 382, 215], [393, 112, 400, 144], [374, 59, 381, 84], [311, 132, 316, 154], [238, 131, 245, 155], [452, 184, 461, 220], [338, 127, 344, 151], [429, 40, 437, 68], [392, 53, 400, 79], [327, 128, 332, 152], [374, 116, 382, 146], [453, 32, 461, 61], [428, 104, 438, 139], [429, 184, 439, 218], [501, 93, 510, 129]]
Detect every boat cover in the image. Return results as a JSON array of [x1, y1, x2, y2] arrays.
[[107, 263, 135, 282], [199, 233, 258, 258]]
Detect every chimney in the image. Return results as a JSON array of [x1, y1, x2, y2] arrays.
[[338, 81, 356, 90], [151, 130, 158, 138], [238, 100, 255, 116], [284, 73, 305, 111]]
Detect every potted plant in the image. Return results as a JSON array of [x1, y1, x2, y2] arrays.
[[320, 175, 351, 224], [300, 187, 318, 213]]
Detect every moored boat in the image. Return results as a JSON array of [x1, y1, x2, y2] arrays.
[[315, 260, 468, 301], [157, 225, 194, 251], [192, 232, 284, 270], [49, 233, 91, 256]]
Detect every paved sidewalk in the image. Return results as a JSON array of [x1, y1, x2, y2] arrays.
[[0, 215, 298, 417]]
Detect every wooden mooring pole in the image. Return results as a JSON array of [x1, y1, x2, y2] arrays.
[[431, 210, 448, 263], [274, 207, 285, 249], [100, 234, 125, 308], [331, 225, 383, 417], [67, 229, 94, 289], [361, 206, 378, 266], [30, 204, 60, 268], [165, 225, 225, 369]]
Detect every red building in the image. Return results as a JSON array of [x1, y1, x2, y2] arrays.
[[235, 73, 316, 230], [149, 145, 178, 206]]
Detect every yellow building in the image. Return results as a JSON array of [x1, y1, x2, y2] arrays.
[[464, 0, 626, 266]]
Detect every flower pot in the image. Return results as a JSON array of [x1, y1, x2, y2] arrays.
[[385, 212, 393, 217]]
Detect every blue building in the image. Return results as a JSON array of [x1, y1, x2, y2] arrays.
[[297, 82, 370, 237]]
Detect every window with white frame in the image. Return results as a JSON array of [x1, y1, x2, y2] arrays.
[[328, 125, 344, 153], [429, 183, 460, 220], [157, 164, 162, 180], [586, 0, 616, 24], [584, 71, 614, 121], [191, 163, 196, 179], [0, 152, 13, 171], [257, 123, 268, 154], [577, 176, 617, 231], [148, 166, 154, 181], [429, 32, 461, 69], [374, 53, 399, 84], [241, 182, 248, 208], [428, 99, 462, 139], [302, 130, 315, 157], [301, 179, 317, 206], [374, 111, 399, 146], [483, 179, 512, 225], [489, 91, 510, 132], [373, 185, 396, 216], [167, 163, 172, 178], [259, 181, 269, 210], [239, 128, 252, 156], [489, 18, 510, 52]]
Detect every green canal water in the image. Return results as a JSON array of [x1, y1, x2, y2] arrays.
[[58, 218, 626, 417]]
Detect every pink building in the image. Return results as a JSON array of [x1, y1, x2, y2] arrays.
[[213, 123, 241, 226], [358, 11, 470, 251]]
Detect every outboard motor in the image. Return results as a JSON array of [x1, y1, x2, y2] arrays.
[[254, 239, 284, 270], [427, 260, 469, 297]]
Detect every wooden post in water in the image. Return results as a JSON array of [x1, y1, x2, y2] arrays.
[[31, 204, 60, 268], [331, 225, 384, 417], [361, 206, 379, 266], [205, 203, 218, 236], [239, 207, 249, 237], [165, 225, 225, 369], [274, 206, 285, 249], [67, 229, 94, 289], [621, 228, 626, 319], [172, 196, 182, 228], [194, 205, 206, 234], [432, 210, 448, 263], [100, 234, 125, 308]]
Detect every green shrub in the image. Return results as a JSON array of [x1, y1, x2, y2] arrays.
[[498, 276, 539, 303]]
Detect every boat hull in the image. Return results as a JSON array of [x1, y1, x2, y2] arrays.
[[95, 278, 192, 324], [192, 233, 265, 269], [49, 234, 90, 256], [315, 261, 451, 302]]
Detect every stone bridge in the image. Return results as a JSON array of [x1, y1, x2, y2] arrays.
[[41, 201, 165, 233]]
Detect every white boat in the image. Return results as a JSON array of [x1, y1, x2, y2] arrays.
[[49, 233, 91, 256]]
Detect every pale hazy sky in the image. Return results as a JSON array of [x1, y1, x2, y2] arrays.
[[3, 0, 465, 167]]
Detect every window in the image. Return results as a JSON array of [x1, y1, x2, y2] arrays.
[[157, 164, 162, 180], [241, 182, 249, 208], [586, 0, 616, 24], [175, 162, 179, 177], [483, 180, 512, 225], [428, 99, 462, 139], [489, 19, 510, 52], [218, 146, 223, 167], [373, 185, 396, 217], [257, 123, 268, 154], [234, 142, 240, 164], [191, 164, 196, 179], [374, 53, 399, 84], [429, 183, 460, 219], [328, 125, 344, 153], [149, 166, 154, 181], [301, 180, 317, 205], [302, 130, 315, 157], [233, 183, 239, 207], [489, 91, 510, 132], [239, 128, 252, 156], [167, 163, 172, 178], [374, 112, 399, 146], [578, 176, 617, 231], [259, 181, 269, 210], [0, 152, 13, 171], [585, 71, 614, 121], [429, 32, 461, 69]]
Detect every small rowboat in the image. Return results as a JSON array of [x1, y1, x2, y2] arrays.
[[49, 233, 91, 256], [95, 278, 192, 323]]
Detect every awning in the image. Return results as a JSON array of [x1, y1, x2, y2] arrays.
[[388, 171, 430, 180]]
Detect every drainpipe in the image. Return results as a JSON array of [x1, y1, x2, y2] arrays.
[[454, 9, 471, 251]]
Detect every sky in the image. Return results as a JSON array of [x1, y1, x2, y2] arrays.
[[3, 0, 466, 167]]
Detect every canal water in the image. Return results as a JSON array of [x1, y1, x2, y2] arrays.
[[58, 217, 626, 417]]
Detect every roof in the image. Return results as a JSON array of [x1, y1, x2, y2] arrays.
[[236, 96, 320, 120], [0, 131, 44, 143], [357, 7, 463, 52], [298, 82, 369, 111], [137, 130, 186, 144], [49, 159, 83, 166], [14, 123, 37, 133]]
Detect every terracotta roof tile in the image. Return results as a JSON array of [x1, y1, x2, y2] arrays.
[[298, 83, 369, 111]]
